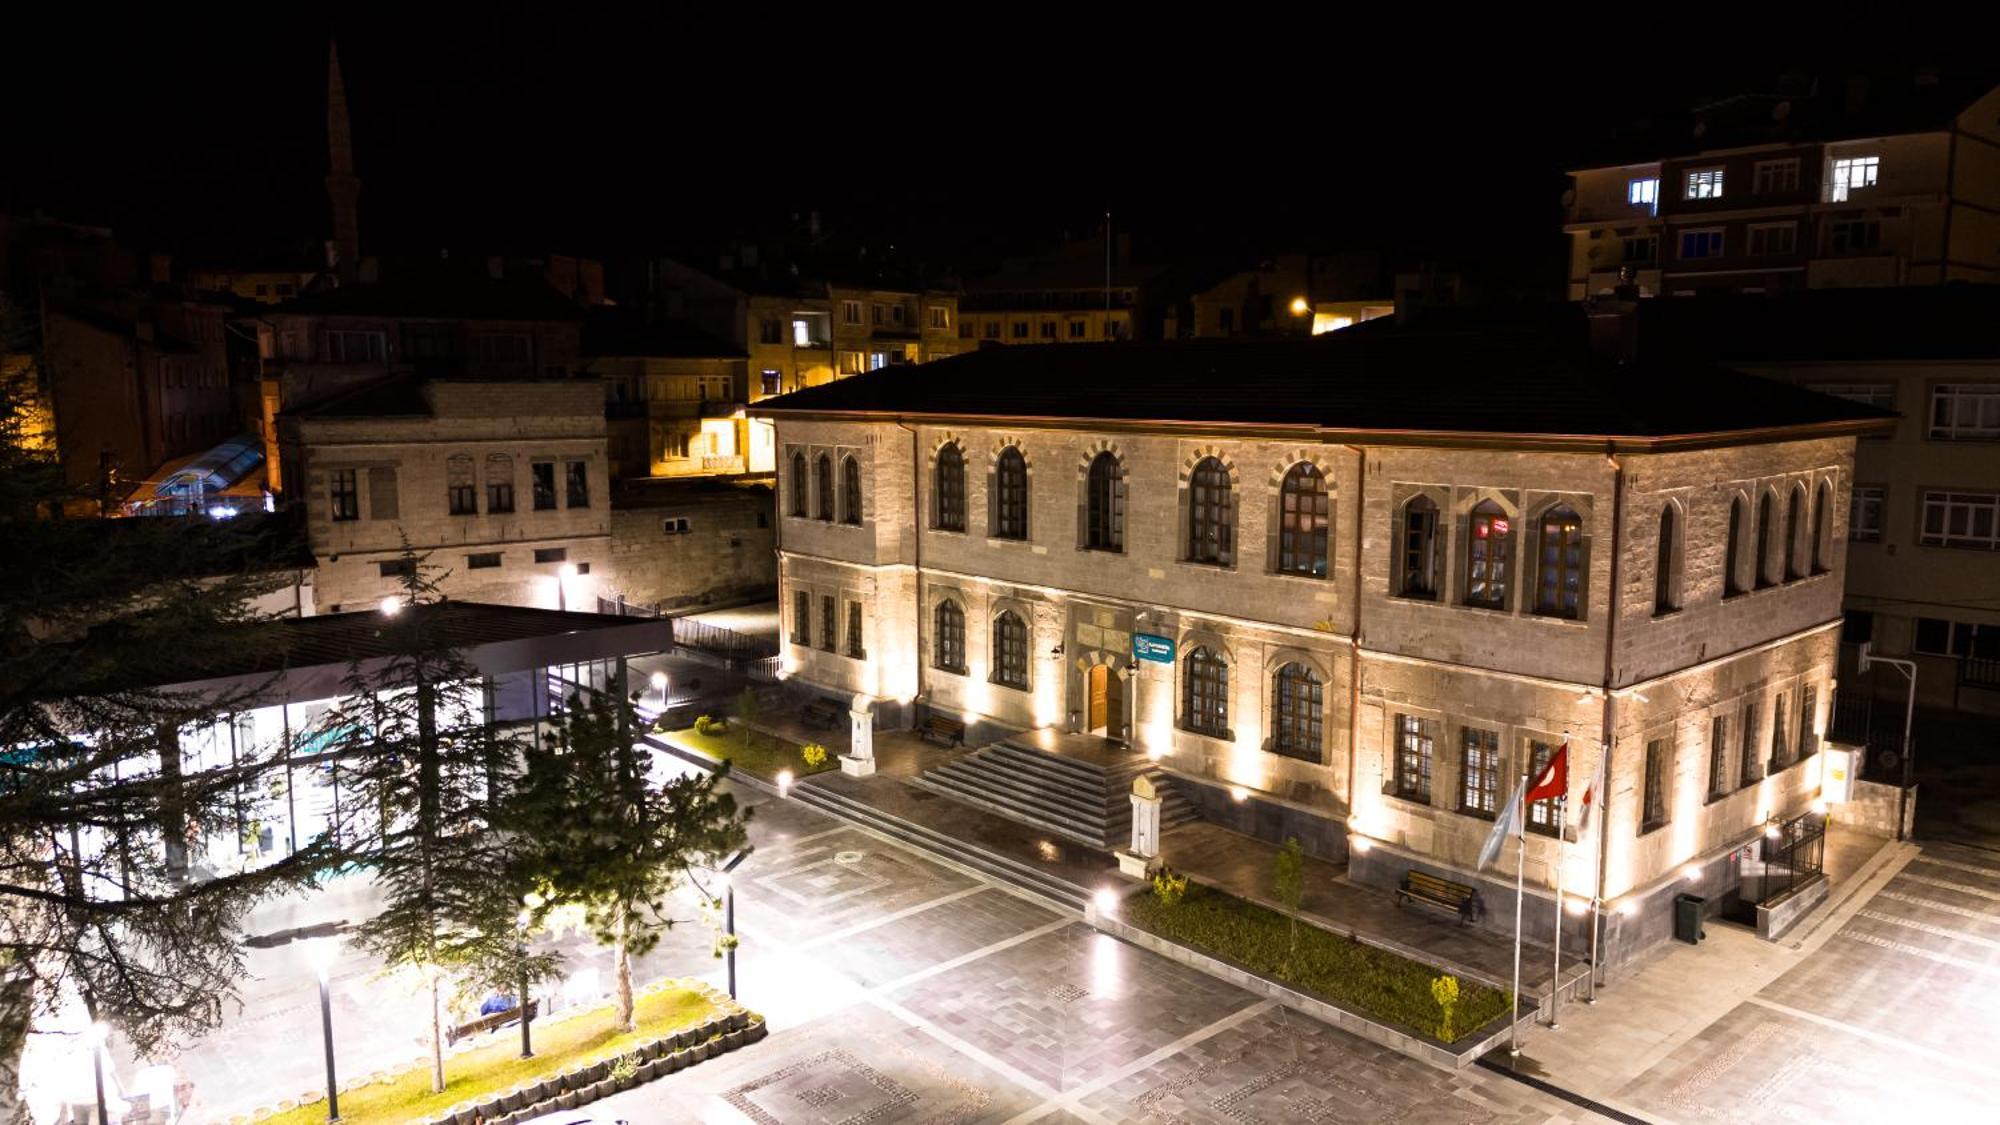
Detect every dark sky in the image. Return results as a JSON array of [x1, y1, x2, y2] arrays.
[[3, 4, 1983, 295]]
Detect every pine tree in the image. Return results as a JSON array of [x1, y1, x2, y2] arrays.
[[0, 329, 331, 1115], [309, 547, 555, 1094], [506, 687, 750, 1032]]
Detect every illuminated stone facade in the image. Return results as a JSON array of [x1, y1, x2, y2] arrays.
[[764, 351, 1878, 964]]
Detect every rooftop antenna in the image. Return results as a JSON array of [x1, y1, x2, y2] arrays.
[[1104, 210, 1113, 319]]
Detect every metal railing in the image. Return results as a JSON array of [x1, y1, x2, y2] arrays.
[[673, 618, 778, 661], [1962, 655, 2000, 691], [1755, 810, 1826, 903]]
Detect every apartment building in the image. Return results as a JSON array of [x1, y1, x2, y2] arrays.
[[585, 313, 757, 480], [1642, 288, 2000, 718], [957, 237, 1165, 346], [1566, 77, 2000, 300], [757, 318, 1890, 964]]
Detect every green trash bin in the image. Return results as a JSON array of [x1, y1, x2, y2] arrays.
[[1674, 893, 1706, 944]]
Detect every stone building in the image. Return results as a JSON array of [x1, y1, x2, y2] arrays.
[[601, 477, 777, 613], [756, 317, 1891, 963], [277, 374, 610, 613], [584, 313, 756, 480]]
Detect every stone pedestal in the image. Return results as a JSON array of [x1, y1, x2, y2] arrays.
[[1129, 776, 1162, 859], [841, 695, 876, 777]]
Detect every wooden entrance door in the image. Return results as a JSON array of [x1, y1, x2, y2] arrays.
[[1087, 664, 1109, 732]]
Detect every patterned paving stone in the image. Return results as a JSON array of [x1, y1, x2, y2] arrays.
[[737, 826, 980, 942], [1080, 1006, 1559, 1124], [817, 886, 1064, 989], [883, 922, 1263, 1094]]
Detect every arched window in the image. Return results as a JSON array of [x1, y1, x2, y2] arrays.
[[789, 451, 808, 517], [1399, 495, 1440, 599], [935, 442, 966, 531], [992, 610, 1028, 689], [1534, 504, 1585, 619], [815, 454, 835, 521], [1756, 490, 1777, 588], [1278, 462, 1328, 577], [1725, 495, 1746, 597], [1085, 451, 1123, 551], [841, 455, 862, 525], [934, 600, 966, 673], [1184, 646, 1229, 737], [1655, 504, 1682, 615], [1812, 480, 1832, 574], [1187, 457, 1232, 565], [485, 453, 515, 513], [1786, 483, 1806, 580], [1272, 663, 1322, 761], [994, 446, 1028, 539], [1465, 500, 1513, 609]]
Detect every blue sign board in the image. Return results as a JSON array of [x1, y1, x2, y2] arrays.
[[1133, 633, 1176, 663]]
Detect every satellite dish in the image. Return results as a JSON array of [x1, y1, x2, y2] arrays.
[[1560, 188, 1578, 208]]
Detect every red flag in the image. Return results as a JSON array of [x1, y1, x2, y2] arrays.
[[1526, 738, 1569, 805]]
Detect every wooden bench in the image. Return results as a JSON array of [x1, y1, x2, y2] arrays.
[[918, 714, 966, 748], [444, 998, 538, 1046], [1396, 870, 1480, 925], [800, 698, 845, 731]]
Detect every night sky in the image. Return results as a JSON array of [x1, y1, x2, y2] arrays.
[[2, 5, 1982, 296]]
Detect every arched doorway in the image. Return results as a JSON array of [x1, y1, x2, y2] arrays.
[[1086, 664, 1124, 736]]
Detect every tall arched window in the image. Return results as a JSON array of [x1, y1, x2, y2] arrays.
[[1399, 495, 1439, 599], [1465, 500, 1513, 609], [1184, 646, 1229, 737], [994, 446, 1028, 539], [815, 453, 835, 521], [1187, 457, 1232, 565], [1655, 503, 1682, 615], [1756, 490, 1777, 588], [934, 600, 966, 673], [992, 610, 1028, 689], [1725, 495, 1747, 597], [1812, 480, 1832, 574], [935, 442, 966, 531], [789, 451, 808, 517], [1278, 462, 1328, 577], [1785, 484, 1806, 580], [841, 455, 862, 525], [1085, 451, 1123, 551], [1271, 662, 1322, 761], [1534, 504, 1585, 619]]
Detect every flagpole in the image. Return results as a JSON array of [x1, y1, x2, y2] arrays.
[[1549, 795, 1564, 1030], [1508, 777, 1526, 1059]]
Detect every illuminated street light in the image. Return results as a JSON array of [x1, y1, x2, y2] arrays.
[[305, 939, 341, 1121], [1289, 296, 1310, 316], [717, 850, 751, 999], [518, 892, 544, 1059], [379, 595, 401, 617], [556, 563, 578, 612], [87, 1021, 110, 1125], [1093, 887, 1121, 916], [649, 670, 669, 710], [775, 768, 794, 797]]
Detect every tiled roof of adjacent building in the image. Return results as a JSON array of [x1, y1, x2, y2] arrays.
[[752, 309, 1895, 446]]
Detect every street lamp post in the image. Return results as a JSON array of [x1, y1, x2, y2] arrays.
[[518, 891, 543, 1059], [556, 563, 578, 612], [650, 670, 669, 713], [307, 939, 341, 1122], [719, 850, 750, 1000], [87, 1021, 109, 1125]]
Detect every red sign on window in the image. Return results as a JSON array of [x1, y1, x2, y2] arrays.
[[1491, 518, 1510, 536]]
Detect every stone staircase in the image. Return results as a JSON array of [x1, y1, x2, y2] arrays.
[[912, 733, 1198, 850]]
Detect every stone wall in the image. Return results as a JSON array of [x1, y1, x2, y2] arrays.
[[605, 482, 775, 611], [1838, 778, 1912, 838]]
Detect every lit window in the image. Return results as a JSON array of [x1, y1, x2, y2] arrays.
[[993, 610, 1028, 689], [1277, 462, 1328, 577], [1829, 155, 1880, 202], [1183, 647, 1229, 737], [1464, 501, 1512, 609], [1272, 663, 1322, 761], [1460, 727, 1499, 817], [1684, 168, 1725, 200], [792, 319, 811, 347], [1628, 177, 1659, 212], [1393, 715, 1433, 803], [1311, 313, 1355, 335], [934, 601, 966, 672], [1679, 229, 1726, 259]]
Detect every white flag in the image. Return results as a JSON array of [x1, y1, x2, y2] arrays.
[[1477, 777, 1528, 872]]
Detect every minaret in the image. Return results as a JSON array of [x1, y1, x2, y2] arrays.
[[325, 40, 361, 284]]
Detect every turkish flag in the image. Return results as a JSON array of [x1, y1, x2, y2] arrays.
[[1526, 738, 1569, 805]]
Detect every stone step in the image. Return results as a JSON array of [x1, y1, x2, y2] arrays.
[[787, 782, 1091, 912], [987, 739, 1151, 785], [920, 763, 1125, 831], [935, 751, 1125, 812], [910, 773, 1117, 850]]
